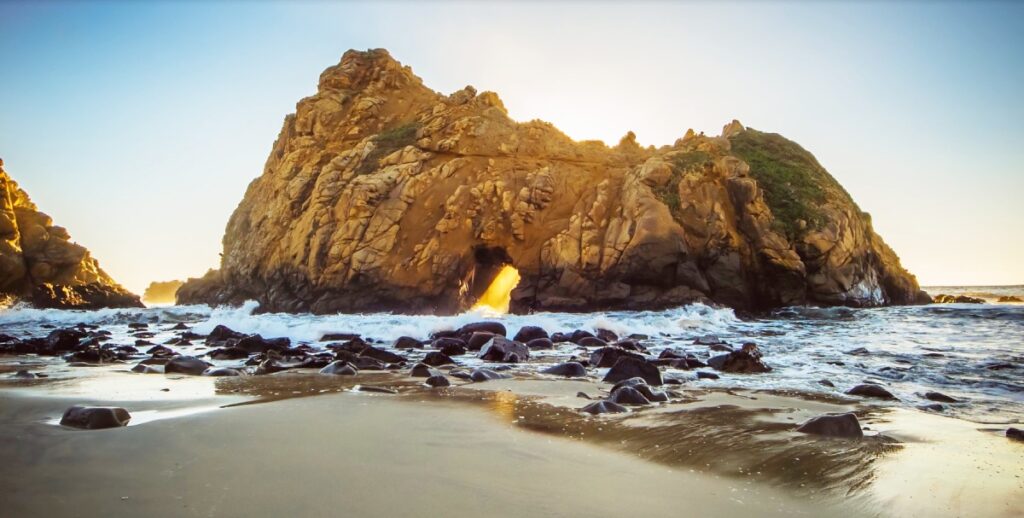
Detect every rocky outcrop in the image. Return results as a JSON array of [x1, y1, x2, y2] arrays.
[[178, 49, 928, 314], [0, 159, 142, 309], [143, 279, 184, 304]]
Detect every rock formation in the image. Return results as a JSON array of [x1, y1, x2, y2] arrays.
[[0, 159, 141, 309], [143, 279, 184, 304], [178, 49, 928, 314]]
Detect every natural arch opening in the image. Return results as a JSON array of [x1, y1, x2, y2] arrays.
[[468, 247, 520, 313]]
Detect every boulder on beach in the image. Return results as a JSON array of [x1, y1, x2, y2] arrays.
[[603, 356, 663, 386], [924, 391, 958, 403], [164, 355, 211, 375], [425, 375, 450, 387], [60, 405, 131, 430], [796, 413, 863, 438], [470, 367, 509, 382], [540, 362, 587, 377], [846, 384, 898, 400], [707, 343, 771, 373], [580, 401, 628, 415], [513, 326, 548, 343], [479, 336, 529, 363], [320, 361, 358, 375]]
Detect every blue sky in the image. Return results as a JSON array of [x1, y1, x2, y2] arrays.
[[1, 1, 1022, 292]]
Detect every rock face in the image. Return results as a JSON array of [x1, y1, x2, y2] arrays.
[[178, 49, 928, 314], [0, 159, 142, 309]]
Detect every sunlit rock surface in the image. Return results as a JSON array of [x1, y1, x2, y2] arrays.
[[178, 49, 928, 314], [0, 159, 141, 309]]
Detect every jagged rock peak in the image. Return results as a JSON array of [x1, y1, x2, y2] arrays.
[[0, 159, 142, 309], [178, 49, 928, 314]]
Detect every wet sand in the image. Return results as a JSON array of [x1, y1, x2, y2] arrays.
[[1, 366, 1021, 517]]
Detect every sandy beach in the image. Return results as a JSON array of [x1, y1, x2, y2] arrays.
[[1, 364, 1020, 518]]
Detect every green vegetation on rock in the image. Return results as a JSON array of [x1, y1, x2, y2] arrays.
[[729, 129, 853, 239]]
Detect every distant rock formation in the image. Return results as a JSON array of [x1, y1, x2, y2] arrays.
[[0, 159, 141, 309], [178, 49, 928, 314], [142, 279, 184, 304]]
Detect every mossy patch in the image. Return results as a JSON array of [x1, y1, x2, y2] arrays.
[[729, 129, 853, 239], [356, 122, 422, 175]]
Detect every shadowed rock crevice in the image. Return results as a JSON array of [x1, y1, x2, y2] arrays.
[[177, 48, 928, 314]]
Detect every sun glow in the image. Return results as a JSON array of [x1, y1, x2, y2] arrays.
[[472, 265, 521, 314]]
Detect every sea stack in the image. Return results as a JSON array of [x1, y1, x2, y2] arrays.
[[177, 49, 928, 314], [0, 159, 142, 309]]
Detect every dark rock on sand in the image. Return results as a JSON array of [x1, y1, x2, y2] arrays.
[[206, 324, 245, 344], [796, 413, 863, 438], [846, 384, 898, 400], [513, 326, 548, 343], [131, 363, 162, 374], [60, 405, 131, 429], [46, 328, 86, 351], [611, 377, 669, 402], [466, 332, 496, 351], [1007, 428, 1024, 441], [410, 363, 442, 378], [924, 391, 958, 403], [609, 386, 651, 405], [577, 336, 608, 348], [359, 346, 406, 364], [589, 347, 644, 368], [320, 361, 358, 375], [603, 356, 663, 386], [525, 338, 554, 350], [540, 362, 587, 377], [393, 336, 424, 349], [435, 340, 468, 357], [422, 351, 456, 367], [479, 337, 529, 363], [707, 343, 771, 373], [207, 347, 250, 360], [595, 329, 619, 343], [580, 401, 628, 415], [236, 334, 291, 353], [164, 355, 211, 375], [458, 321, 506, 338], [470, 368, 509, 382], [425, 375, 450, 387]]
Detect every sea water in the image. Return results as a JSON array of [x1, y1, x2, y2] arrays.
[[1, 286, 1021, 423]]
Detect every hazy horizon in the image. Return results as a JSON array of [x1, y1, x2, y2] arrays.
[[2, 1, 1022, 293]]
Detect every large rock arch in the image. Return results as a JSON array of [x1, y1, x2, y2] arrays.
[[178, 49, 928, 314]]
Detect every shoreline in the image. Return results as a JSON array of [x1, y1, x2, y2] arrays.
[[2, 367, 1021, 517]]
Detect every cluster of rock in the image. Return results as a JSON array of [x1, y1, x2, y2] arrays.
[[177, 49, 928, 314], [8, 318, 1016, 441], [931, 294, 986, 304], [0, 159, 141, 309]]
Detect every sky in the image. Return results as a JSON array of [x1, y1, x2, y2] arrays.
[[1, 1, 1022, 292]]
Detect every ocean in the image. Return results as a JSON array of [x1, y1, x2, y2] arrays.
[[1, 285, 1021, 424]]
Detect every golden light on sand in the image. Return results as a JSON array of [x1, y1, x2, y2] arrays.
[[473, 265, 521, 313]]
